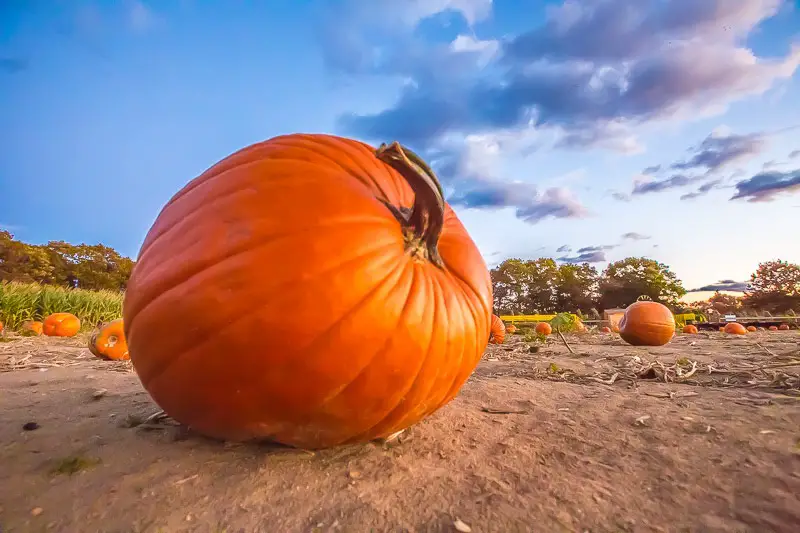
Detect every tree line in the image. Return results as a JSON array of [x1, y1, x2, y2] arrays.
[[0, 231, 134, 291], [2, 230, 798, 313], [492, 257, 800, 316]]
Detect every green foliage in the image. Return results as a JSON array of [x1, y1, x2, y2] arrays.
[[0, 281, 123, 331], [549, 312, 582, 333], [598, 257, 686, 309], [743, 259, 800, 313], [491, 258, 598, 314], [0, 230, 134, 291]]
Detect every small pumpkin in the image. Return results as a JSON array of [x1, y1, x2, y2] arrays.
[[535, 322, 552, 336], [21, 321, 44, 336], [723, 322, 747, 335], [618, 301, 675, 347], [42, 313, 80, 337], [506, 324, 517, 334], [778, 324, 790, 331], [122, 135, 493, 448], [768, 325, 779, 331], [489, 314, 506, 344], [600, 326, 612, 333], [88, 319, 130, 361], [719, 327, 725, 332], [682, 325, 698, 334], [611, 325, 620, 333], [0, 320, 4, 334], [575, 320, 587, 332], [746, 325, 757, 332]]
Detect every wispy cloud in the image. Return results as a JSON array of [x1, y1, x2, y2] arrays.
[[621, 232, 650, 241], [558, 250, 608, 264], [730, 169, 800, 202], [688, 280, 750, 292], [680, 179, 725, 200]]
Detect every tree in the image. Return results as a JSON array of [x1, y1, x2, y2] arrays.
[[598, 257, 686, 310], [0, 231, 134, 291], [706, 291, 743, 314], [0, 231, 57, 283], [491, 258, 600, 315], [491, 258, 559, 314], [743, 260, 800, 313], [554, 263, 599, 314]]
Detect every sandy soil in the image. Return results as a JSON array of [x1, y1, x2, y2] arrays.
[[1, 330, 799, 533]]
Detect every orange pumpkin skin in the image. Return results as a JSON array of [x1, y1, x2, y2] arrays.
[[42, 313, 81, 337], [122, 134, 493, 449], [769, 325, 779, 331], [506, 324, 517, 334], [89, 319, 130, 361], [600, 326, 612, 333], [682, 325, 698, 334], [723, 322, 748, 335], [618, 301, 675, 347], [746, 326, 757, 332], [489, 314, 506, 344], [535, 322, 552, 335], [21, 321, 44, 335], [0, 320, 4, 334], [778, 324, 790, 331]]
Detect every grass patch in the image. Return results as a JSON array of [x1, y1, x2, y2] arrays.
[[50, 455, 101, 476], [0, 281, 123, 331]]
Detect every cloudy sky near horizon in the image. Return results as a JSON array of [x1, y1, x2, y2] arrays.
[[2, 0, 799, 292]]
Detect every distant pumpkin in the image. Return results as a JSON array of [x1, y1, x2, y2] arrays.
[[719, 327, 725, 332], [768, 325, 779, 331], [723, 322, 748, 335], [611, 325, 620, 333], [42, 313, 80, 337], [682, 325, 698, 334], [778, 324, 790, 331], [0, 320, 4, 334], [535, 322, 552, 336], [618, 301, 675, 347], [600, 326, 612, 333], [489, 314, 506, 344], [21, 321, 43, 336], [88, 319, 130, 361], [746, 325, 757, 332], [506, 324, 517, 334]]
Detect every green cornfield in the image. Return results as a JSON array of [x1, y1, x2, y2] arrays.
[[0, 281, 124, 331]]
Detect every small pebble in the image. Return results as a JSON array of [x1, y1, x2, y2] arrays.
[[23, 422, 40, 431], [31, 507, 43, 516], [92, 389, 107, 400]]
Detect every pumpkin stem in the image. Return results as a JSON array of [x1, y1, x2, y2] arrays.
[[375, 141, 445, 268]]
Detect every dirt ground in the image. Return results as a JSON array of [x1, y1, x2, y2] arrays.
[[1, 329, 799, 533]]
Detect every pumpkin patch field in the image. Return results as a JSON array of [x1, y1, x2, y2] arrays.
[[1, 326, 798, 532]]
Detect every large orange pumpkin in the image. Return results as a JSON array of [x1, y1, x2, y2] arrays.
[[21, 321, 43, 336], [778, 324, 790, 331], [723, 322, 748, 335], [42, 313, 80, 337], [88, 319, 130, 361], [489, 314, 506, 344], [122, 135, 493, 449], [682, 325, 698, 334], [618, 301, 675, 346], [535, 322, 552, 335]]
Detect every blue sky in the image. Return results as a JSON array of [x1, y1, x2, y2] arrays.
[[2, 0, 799, 292]]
